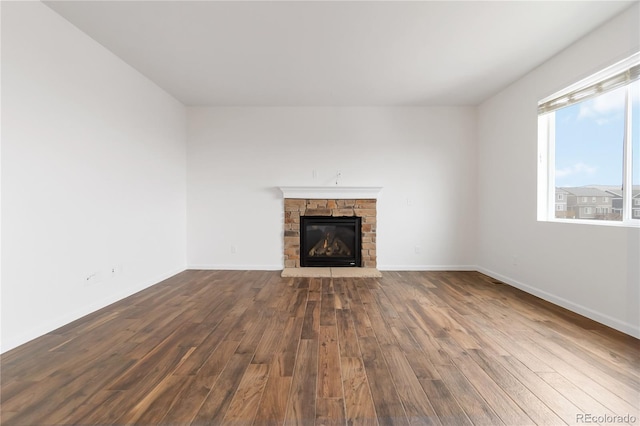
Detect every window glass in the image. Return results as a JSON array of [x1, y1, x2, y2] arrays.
[[554, 86, 625, 221]]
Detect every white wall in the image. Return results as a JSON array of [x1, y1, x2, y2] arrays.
[[477, 4, 640, 337], [1, 2, 187, 352], [187, 107, 477, 271]]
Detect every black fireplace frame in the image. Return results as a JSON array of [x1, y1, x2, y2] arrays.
[[300, 216, 362, 267]]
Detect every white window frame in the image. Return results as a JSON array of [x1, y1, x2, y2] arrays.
[[537, 52, 640, 228]]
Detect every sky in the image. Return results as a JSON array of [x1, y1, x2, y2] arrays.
[[555, 80, 639, 188]]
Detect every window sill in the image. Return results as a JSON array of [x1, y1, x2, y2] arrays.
[[541, 218, 640, 228]]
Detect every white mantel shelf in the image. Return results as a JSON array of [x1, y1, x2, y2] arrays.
[[279, 186, 382, 200]]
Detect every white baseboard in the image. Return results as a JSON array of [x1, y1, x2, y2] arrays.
[[0, 267, 186, 354], [477, 266, 640, 339], [189, 264, 479, 272], [378, 264, 477, 271], [187, 264, 283, 271]]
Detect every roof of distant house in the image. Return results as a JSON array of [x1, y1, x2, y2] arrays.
[[560, 187, 611, 197], [557, 186, 640, 198]]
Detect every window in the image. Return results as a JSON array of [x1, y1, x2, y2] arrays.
[[538, 52, 640, 226]]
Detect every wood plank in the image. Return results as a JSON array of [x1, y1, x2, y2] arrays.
[[170, 299, 248, 376], [543, 320, 640, 380], [333, 278, 350, 310], [466, 348, 566, 425], [191, 352, 254, 424], [359, 336, 409, 425], [253, 375, 292, 425], [63, 390, 125, 425], [284, 339, 318, 425], [159, 340, 240, 423], [318, 325, 343, 399], [88, 345, 195, 424], [538, 372, 621, 420], [336, 308, 361, 358], [316, 397, 346, 426], [118, 373, 193, 425], [436, 337, 534, 425], [273, 317, 305, 378], [157, 375, 210, 424], [108, 322, 200, 391], [308, 277, 323, 301], [418, 379, 472, 426], [288, 288, 309, 318], [222, 363, 269, 423], [3, 354, 136, 425], [380, 345, 441, 425], [301, 300, 320, 340], [321, 293, 337, 326], [432, 363, 504, 425], [401, 306, 452, 367], [499, 356, 587, 426], [341, 356, 378, 426], [252, 312, 288, 365], [532, 331, 640, 406], [520, 333, 640, 419]]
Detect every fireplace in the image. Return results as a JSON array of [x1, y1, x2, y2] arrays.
[[280, 187, 381, 269], [301, 216, 361, 267]]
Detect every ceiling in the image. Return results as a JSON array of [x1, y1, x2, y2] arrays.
[[45, 1, 636, 106]]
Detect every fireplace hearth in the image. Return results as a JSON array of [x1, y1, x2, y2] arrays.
[[301, 216, 361, 267]]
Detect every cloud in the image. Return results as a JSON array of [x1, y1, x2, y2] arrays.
[[578, 87, 625, 124], [556, 162, 597, 178]]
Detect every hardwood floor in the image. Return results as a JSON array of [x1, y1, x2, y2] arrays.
[[1, 270, 639, 425]]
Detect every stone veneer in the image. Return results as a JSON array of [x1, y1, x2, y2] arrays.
[[284, 198, 377, 268]]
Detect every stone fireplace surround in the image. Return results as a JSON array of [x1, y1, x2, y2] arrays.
[[279, 186, 381, 276]]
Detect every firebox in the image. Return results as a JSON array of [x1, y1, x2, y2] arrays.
[[300, 216, 361, 267]]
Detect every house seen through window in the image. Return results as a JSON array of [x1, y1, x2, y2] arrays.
[[538, 53, 640, 225]]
